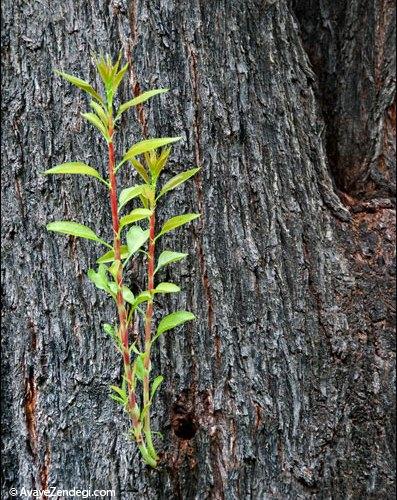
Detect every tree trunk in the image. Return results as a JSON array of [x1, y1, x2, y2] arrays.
[[1, 0, 395, 499]]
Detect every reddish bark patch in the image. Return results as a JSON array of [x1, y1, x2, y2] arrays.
[[39, 442, 51, 492], [24, 367, 37, 457]]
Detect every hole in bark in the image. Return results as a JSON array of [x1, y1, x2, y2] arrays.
[[172, 412, 197, 440], [171, 398, 198, 440]]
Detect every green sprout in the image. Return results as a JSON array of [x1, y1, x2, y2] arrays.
[[44, 54, 200, 467]]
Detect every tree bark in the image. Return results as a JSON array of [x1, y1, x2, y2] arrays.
[[1, 0, 395, 499]]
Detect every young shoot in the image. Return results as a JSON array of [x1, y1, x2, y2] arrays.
[[44, 54, 200, 467]]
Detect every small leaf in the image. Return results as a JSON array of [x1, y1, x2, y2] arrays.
[[158, 213, 200, 238], [122, 286, 135, 304], [155, 251, 188, 274], [81, 112, 110, 141], [116, 89, 169, 119], [89, 101, 109, 127], [97, 245, 129, 263], [46, 221, 107, 245], [133, 291, 152, 308], [43, 162, 107, 185], [110, 385, 127, 404], [108, 282, 119, 295], [159, 168, 200, 197], [126, 226, 149, 255], [154, 282, 181, 294], [155, 311, 195, 339], [110, 394, 125, 405], [103, 323, 115, 336], [122, 137, 181, 164], [113, 62, 129, 94], [150, 375, 164, 400], [118, 185, 146, 212], [120, 208, 152, 230], [108, 260, 121, 279], [130, 158, 149, 182], [55, 70, 103, 102], [142, 185, 156, 204], [135, 354, 146, 381], [129, 342, 142, 355], [96, 56, 112, 87], [87, 265, 109, 292], [152, 147, 172, 178]]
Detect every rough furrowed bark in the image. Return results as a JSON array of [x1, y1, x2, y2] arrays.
[[1, 1, 395, 499], [290, 0, 396, 199]]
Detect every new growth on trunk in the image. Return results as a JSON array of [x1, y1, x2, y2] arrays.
[[44, 54, 200, 467]]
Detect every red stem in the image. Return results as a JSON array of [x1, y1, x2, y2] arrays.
[[107, 129, 141, 432], [144, 213, 155, 357], [143, 212, 155, 417]]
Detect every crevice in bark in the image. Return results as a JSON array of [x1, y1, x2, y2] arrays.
[[171, 391, 198, 440], [39, 441, 51, 492], [24, 366, 37, 458], [185, 42, 218, 360], [290, 0, 396, 202]]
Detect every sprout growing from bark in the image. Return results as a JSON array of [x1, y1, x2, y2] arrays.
[[44, 54, 200, 467]]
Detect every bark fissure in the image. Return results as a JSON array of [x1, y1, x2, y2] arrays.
[[290, 0, 396, 200]]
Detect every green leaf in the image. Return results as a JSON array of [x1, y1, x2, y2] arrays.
[[159, 168, 200, 197], [122, 137, 181, 164], [96, 56, 112, 87], [118, 185, 146, 212], [122, 286, 135, 304], [110, 385, 126, 398], [133, 291, 152, 309], [43, 162, 108, 186], [150, 375, 164, 400], [141, 185, 155, 205], [112, 63, 129, 94], [151, 147, 172, 178], [108, 282, 119, 295], [55, 70, 103, 103], [120, 208, 152, 230], [135, 354, 146, 381], [129, 158, 149, 182], [116, 89, 169, 119], [110, 394, 125, 405], [157, 213, 200, 238], [97, 245, 129, 263], [126, 226, 150, 255], [87, 264, 109, 292], [154, 282, 181, 294], [81, 112, 110, 142], [89, 101, 109, 127], [110, 385, 127, 405], [103, 323, 115, 336], [129, 342, 142, 355], [46, 221, 108, 246], [155, 251, 188, 274], [108, 260, 121, 279], [155, 311, 195, 339]]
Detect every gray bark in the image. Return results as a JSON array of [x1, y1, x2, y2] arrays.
[[1, 0, 395, 499]]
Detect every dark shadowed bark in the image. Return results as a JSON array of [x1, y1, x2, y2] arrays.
[[1, 0, 395, 499]]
